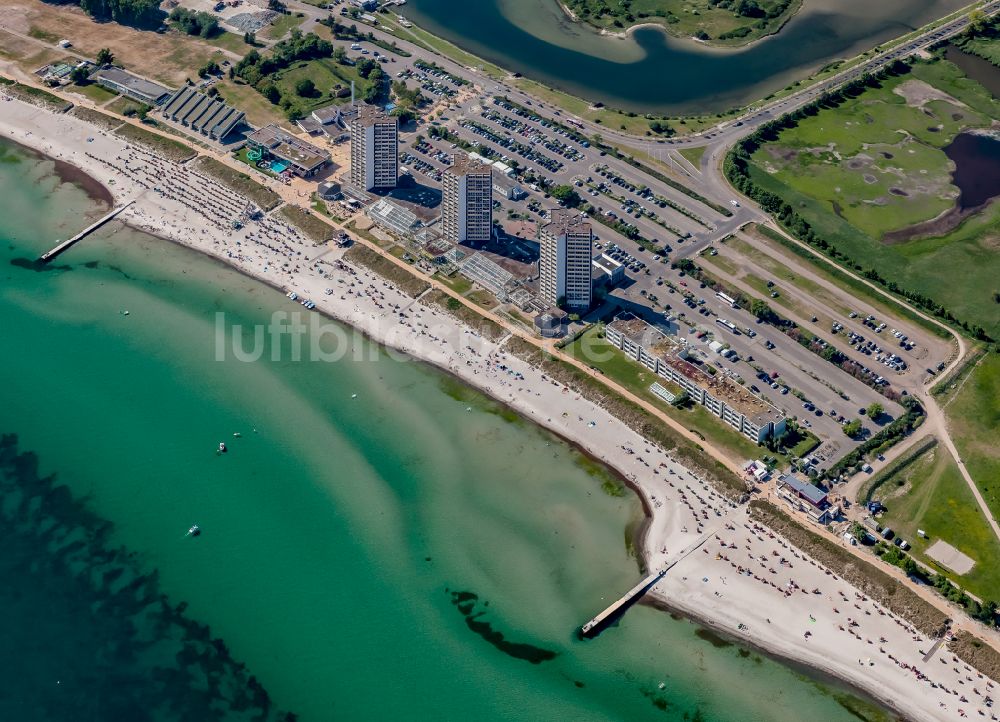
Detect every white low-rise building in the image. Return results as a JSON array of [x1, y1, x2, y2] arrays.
[[605, 313, 787, 444]]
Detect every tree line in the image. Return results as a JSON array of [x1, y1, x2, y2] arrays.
[[169, 7, 219, 38], [69, 0, 164, 28]]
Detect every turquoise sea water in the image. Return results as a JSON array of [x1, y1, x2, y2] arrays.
[[0, 138, 893, 721]]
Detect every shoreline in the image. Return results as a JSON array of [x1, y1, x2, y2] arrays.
[[2, 96, 994, 722]]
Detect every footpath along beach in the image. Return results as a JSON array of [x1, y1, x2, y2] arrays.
[[2, 94, 996, 721]]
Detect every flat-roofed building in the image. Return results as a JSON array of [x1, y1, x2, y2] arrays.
[[777, 473, 835, 524], [605, 313, 787, 443], [492, 180, 527, 201], [161, 85, 245, 140], [245, 124, 331, 177], [91, 67, 172, 105], [442, 153, 492, 245], [538, 209, 592, 311], [592, 253, 624, 286], [350, 105, 397, 191]]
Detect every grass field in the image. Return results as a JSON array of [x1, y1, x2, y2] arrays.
[[749, 58, 1000, 338], [192, 156, 282, 211], [6, 1, 233, 86], [215, 79, 288, 128], [946, 352, 1000, 525], [563, 326, 763, 462], [277, 205, 336, 243], [69, 81, 118, 104], [678, 146, 706, 168], [265, 13, 306, 41], [875, 443, 1000, 602], [105, 96, 150, 117], [0, 28, 60, 74], [433, 272, 473, 295], [205, 30, 251, 55], [268, 58, 374, 119], [562, 0, 802, 46], [113, 123, 196, 162]]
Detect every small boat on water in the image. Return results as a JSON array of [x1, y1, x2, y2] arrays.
[[218, 442, 227, 454], [187, 524, 201, 538]]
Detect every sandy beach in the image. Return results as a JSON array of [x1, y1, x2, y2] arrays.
[[2, 94, 994, 721]]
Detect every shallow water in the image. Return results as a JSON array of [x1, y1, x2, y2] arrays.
[[0, 137, 892, 721], [404, 0, 967, 113], [944, 131, 1000, 210]]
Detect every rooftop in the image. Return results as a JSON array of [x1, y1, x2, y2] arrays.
[[448, 152, 493, 176], [91, 67, 171, 101], [608, 312, 783, 426], [246, 124, 329, 171], [368, 197, 420, 236], [544, 209, 591, 237], [778, 473, 829, 508], [607, 315, 673, 351], [353, 104, 395, 127]]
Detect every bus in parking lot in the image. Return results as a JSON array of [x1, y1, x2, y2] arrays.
[[716, 318, 740, 334], [716, 291, 738, 308]]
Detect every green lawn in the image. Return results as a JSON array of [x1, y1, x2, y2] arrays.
[[563, 0, 802, 46], [563, 326, 763, 462], [434, 272, 473, 295], [105, 96, 149, 117], [70, 82, 118, 104], [678, 145, 707, 168], [269, 57, 373, 118], [205, 30, 252, 54], [749, 57, 1000, 338], [215, 79, 288, 128], [265, 13, 306, 40], [876, 442, 1000, 602], [947, 352, 1000, 528]]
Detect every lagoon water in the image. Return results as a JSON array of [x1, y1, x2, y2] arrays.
[[0, 138, 891, 721], [404, 0, 967, 113]]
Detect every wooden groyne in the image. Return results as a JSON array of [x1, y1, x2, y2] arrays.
[[39, 200, 134, 262], [580, 569, 666, 639]]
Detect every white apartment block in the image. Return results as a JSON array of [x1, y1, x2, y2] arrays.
[[605, 314, 787, 443], [350, 105, 398, 191], [442, 153, 493, 244], [538, 209, 593, 311]]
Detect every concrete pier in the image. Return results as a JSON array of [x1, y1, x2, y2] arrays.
[[39, 200, 134, 262], [580, 569, 666, 638]]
